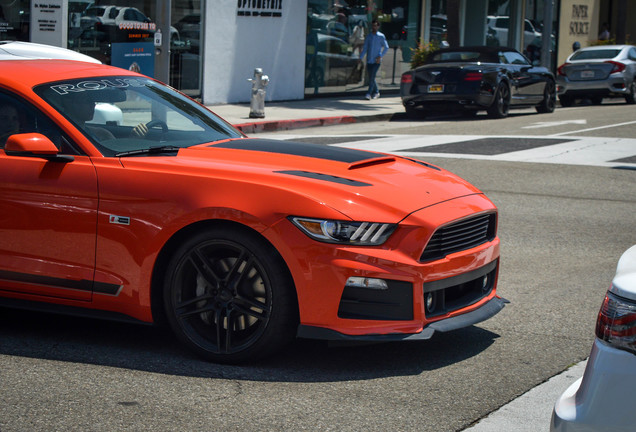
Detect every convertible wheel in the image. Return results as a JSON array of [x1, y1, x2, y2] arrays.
[[625, 79, 636, 104], [163, 227, 297, 363], [487, 82, 510, 119], [536, 80, 556, 113], [405, 105, 427, 119]]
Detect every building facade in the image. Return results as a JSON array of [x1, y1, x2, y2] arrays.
[[1, 0, 632, 104]]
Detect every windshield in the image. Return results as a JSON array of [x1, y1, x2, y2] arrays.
[[34, 76, 242, 157], [428, 50, 497, 63], [571, 49, 621, 60]]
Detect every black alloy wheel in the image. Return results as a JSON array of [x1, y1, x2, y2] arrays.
[[625, 79, 636, 104], [487, 82, 510, 118], [163, 227, 297, 363], [536, 80, 556, 113]]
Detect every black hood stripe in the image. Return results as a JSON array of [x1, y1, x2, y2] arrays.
[[210, 138, 382, 163], [275, 170, 371, 186]]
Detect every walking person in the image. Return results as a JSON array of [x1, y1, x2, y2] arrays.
[[359, 19, 388, 100]]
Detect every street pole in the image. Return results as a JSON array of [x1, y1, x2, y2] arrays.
[[154, 0, 171, 85], [541, 0, 554, 71]]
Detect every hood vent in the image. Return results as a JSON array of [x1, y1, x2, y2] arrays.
[[348, 156, 396, 170]]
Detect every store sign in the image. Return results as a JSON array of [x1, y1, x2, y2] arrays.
[[569, 4, 590, 36], [237, 0, 283, 17], [31, 0, 67, 46]]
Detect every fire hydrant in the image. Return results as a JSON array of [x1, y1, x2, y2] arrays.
[[248, 68, 269, 118]]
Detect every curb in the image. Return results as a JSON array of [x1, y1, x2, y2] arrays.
[[234, 113, 397, 134]]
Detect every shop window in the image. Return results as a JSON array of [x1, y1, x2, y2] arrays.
[[67, 1, 202, 98], [305, 0, 420, 96]]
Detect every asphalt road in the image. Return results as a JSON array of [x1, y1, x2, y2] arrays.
[[1, 101, 635, 431]]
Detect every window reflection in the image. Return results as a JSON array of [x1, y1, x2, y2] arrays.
[[305, 1, 421, 96], [66, 1, 202, 98]]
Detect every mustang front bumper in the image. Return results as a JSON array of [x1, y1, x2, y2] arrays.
[[264, 194, 504, 341]]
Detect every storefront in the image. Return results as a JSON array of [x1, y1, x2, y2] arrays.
[[305, 0, 561, 96], [1, 1, 630, 104]]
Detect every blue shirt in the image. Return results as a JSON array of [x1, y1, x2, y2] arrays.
[[360, 31, 389, 64]]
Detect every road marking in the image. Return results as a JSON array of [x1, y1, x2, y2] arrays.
[[270, 132, 636, 167], [522, 120, 587, 129], [550, 120, 636, 136]]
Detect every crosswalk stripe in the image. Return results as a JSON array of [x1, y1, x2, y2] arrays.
[[275, 134, 636, 168]]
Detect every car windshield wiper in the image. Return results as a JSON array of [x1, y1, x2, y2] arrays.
[[115, 146, 182, 157]]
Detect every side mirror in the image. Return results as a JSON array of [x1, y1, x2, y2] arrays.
[[4, 133, 74, 162]]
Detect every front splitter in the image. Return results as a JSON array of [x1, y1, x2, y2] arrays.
[[296, 296, 509, 341]]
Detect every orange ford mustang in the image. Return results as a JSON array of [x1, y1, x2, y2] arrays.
[[0, 60, 506, 363]]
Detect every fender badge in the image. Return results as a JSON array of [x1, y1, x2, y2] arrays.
[[109, 215, 131, 225]]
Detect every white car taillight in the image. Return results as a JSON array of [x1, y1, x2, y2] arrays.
[[596, 289, 636, 355]]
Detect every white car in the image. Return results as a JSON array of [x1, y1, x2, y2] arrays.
[[80, 5, 179, 42], [0, 41, 100, 63], [556, 45, 636, 106], [551, 245, 636, 432], [486, 16, 541, 47]]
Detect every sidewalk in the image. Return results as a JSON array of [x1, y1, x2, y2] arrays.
[[207, 94, 404, 134]]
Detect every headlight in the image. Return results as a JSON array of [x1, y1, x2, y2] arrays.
[[289, 217, 396, 245]]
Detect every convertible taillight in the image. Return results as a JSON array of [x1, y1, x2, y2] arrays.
[[401, 73, 413, 84], [464, 72, 483, 81], [556, 63, 570, 76], [596, 290, 636, 355], [606, 60, 626, 74]]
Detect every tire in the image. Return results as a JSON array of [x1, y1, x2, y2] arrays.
[[487, 82, 510, 119], [163, 227, 297, 363], [559, 95, 574, 107], [535, 80, 556, 113], [625, 79, 636, 104], [590, 96, 603, 105], [405, 105, 426, 119]]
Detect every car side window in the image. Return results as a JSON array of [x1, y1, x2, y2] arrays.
[[503, 51, 529, 65], [630, 48, 636, 61], [0, 91, 81, 155]]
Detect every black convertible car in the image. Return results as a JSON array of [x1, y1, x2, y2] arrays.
[[400, 46, 556, 119]]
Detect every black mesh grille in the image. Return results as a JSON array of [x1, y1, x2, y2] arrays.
[[420, 213, 496, 262]]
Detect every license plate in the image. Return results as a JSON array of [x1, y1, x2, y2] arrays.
[[427, 84, 444, 93], [581, 70, 595, 78]]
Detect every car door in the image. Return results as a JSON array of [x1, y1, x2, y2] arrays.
[[0, 91, 98, 301], [502, 50, 544, 103]]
